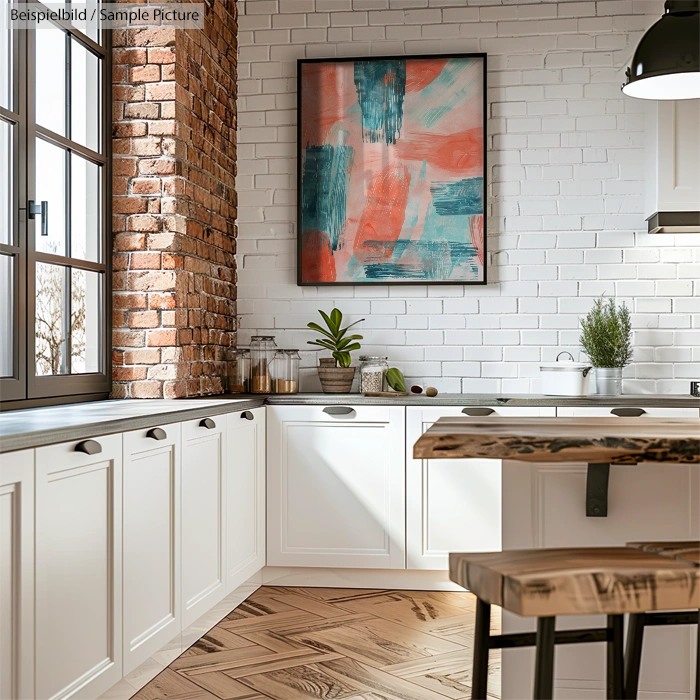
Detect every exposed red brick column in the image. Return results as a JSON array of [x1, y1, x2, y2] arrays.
[[111, 2, 238, 398]]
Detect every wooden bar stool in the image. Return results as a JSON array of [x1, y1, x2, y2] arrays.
[[449, 547, 700, 700], [624, 541, 700, 700]]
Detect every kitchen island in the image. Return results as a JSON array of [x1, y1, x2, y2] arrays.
[[415, 416, 700, 699]]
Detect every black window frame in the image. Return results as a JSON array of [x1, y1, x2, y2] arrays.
[[0, 1, 112, 410]]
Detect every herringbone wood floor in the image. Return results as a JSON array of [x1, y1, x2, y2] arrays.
[[132, 586, 501, 700]]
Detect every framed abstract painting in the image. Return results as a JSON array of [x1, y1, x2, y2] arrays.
[[297, 53, 487, 286]]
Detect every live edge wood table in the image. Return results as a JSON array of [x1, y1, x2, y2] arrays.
[[413, 416, 700, 698]]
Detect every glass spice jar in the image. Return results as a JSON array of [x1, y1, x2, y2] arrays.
[[272, 349, 300, 394], [359, 356, 388, 393], [227, 348, 251, 393], [250, 335, 276, 393]]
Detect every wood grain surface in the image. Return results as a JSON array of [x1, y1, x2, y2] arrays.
[[133, 586, 500, 700], [413, 417, 700, 464], [449, 547, 700, 617], [626, 540, 700, 565]]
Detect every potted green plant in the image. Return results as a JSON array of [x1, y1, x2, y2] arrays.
[[307, 308, 364, 393], [579, 297, 633, 395]]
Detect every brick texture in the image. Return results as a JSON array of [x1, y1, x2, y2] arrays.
[[237, 0, 700, 395], [112, 0, 238, 399]]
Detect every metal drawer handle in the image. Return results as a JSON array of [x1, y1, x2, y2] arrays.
[[75, 439, 102, 455], [462, 407, 496, 417], [322, 406, 356, 418], [200, 418, 216, 429], [610, 408, 646, 417], [146, 427, 167, 441], [241, 411, 254, 420]]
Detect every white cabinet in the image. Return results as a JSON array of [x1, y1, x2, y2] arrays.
[[35, 434, 123, 700], [122, 423, 181, 675], [225, 407, 266, 593], [645, 99, 700, 219], [0, 449, 34, 700], [181, 413, 227, 628], [406, 406, 556, 570], [267, 405, 406, 569]]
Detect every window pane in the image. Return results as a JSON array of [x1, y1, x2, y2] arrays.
[[35, 262, 68, 376], [0, 118, 11, 245], [69, 1, 101, 47], [71, 154, 101, 262], [0, 0, 11, 110], [0, 254, 12, 377], [71, 39, 101, 152], [71, 268, 101, 373], [36, 23, 66, 136], [35, 139, 67, 256]]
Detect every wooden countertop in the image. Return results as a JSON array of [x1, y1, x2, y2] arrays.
[[413, 416, 700, 464]]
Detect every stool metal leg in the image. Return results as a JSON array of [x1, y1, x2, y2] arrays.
[[534, 616, 556, 700], [471, 598, 491, 700], [624, 613, 646, 699], [607, 614, 624, 699]]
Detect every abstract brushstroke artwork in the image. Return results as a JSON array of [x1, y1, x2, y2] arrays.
[[298, 54, 486, 285]]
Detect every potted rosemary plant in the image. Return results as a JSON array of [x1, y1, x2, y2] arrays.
[[307, 308, 364, 393], [579, 297, 633, 395]]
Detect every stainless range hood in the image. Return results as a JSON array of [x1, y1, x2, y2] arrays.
[[647, 211, 700, 234]]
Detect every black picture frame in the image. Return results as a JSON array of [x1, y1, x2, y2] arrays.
[[296, 52, 488, 287]]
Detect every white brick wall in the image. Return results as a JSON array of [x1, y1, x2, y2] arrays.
[[236, 0, 700, 394]]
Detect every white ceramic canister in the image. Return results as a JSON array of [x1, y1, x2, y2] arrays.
[[540, 351, 593, 396]]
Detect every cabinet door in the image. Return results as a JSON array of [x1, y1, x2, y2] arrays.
[[35, 434, 122, 700], [122, 424, 181, 675], [225, 407, 265, 593], [0, 450, 34, 700], [267, 405, 405, 569], [181, 414, 227, 628], [406, 406, 556, 570]]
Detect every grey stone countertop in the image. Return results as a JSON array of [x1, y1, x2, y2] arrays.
[[1, 393, 698, 453], [0, 398, 265, 453], [233, 392, 700, 408]]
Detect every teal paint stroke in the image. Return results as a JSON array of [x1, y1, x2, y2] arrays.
[[354, 60, 406, 145], [410, 58, 482, 129], [300, 143, 353, 251], [430, 177, 483, 217]]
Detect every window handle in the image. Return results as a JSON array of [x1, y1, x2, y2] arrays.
[[29, 200, 49, 237]]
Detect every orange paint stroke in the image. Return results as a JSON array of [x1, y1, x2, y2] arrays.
[[469, 214, 484, 267], [301, 229, 336, 283], [405, 59, 450, 93], [396, 127, 483, 175], [353, 165, 411, 263], [301, 63, 346, 147]]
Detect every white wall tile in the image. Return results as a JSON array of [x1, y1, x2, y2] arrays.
[[237, 0, 688, 392]]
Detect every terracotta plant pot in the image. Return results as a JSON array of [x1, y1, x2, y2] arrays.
[[318, 366, 356, 393]]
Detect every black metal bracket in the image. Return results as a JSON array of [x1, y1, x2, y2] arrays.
[[586, 463, 610, 517]]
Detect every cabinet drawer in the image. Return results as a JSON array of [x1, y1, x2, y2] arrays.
[[270, 404, 395, 424], [557, 406, 699, 418]]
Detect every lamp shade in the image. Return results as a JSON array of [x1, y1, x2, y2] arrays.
[[622, 0, 700, 100]]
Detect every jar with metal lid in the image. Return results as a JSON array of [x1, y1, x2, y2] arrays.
[[272, 349, 300, 394], [359, 356, 388, 393], [227, 348, 251, 393], [250, 335, 276, 393]]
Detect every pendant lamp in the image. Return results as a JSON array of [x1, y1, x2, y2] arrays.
[[622, 0, 700, 100]]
